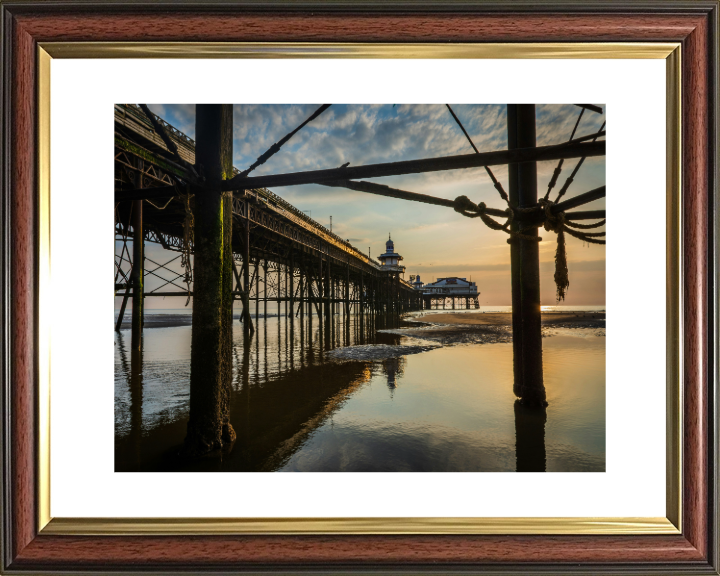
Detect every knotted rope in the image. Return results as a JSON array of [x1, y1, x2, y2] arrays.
[[542, 198, 606, 300], [454, 194, 605, 302], [178, 184, 195, 306], [540, 199, 570, 301], [453, 196, 541, 242]]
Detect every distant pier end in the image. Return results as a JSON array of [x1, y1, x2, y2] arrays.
[[411, 275, 480, 310]]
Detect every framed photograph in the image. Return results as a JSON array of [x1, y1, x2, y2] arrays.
[[1, 1, 717, 573]]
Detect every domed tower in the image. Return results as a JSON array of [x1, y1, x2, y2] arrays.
[[377, 233, 405, 272], [411, 274, 424, 290]]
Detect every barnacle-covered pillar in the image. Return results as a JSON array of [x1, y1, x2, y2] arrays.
[[184, 104, 236, 456], [507, 104, 546, 406]]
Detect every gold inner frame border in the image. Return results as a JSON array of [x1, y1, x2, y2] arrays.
[[36, 41, 681, 536]]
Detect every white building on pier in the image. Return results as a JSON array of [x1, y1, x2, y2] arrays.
[[413, 276, 480, 310], [377, 234, 405, 274]]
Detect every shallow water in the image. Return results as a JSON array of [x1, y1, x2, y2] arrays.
[[115, 310, 605, 472]]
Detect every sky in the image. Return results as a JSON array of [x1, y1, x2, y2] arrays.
[[121, 104, 605, 308]]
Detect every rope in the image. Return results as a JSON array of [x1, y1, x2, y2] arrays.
[[453, 196, 540, 242], [554, 121, 606, 203], [565, 218, 606, 230], [544, 108, 585, 200], [562, 226, 606, 244], [540, 200, 570, 301], [238, 104, 331, 178], [540, 198, 606, 300], [446, 105, 510, 204], [179, 184, 195, 306], [437, 109, 606, 302], [454, 193, 605, 302]]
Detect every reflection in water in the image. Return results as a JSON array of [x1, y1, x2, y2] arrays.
[[117, 332, 144, 469], [115, 310, 605, 472], [382, 357, 406, 398], [514, 400, 547, 472]]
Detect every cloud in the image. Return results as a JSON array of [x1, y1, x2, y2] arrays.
[[138, 104, 606, 306]]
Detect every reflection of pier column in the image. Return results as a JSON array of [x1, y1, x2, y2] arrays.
[[129, 341, 144, 466], [277, 299, 282, 370], [261, 312, 266, 380], [299, 262, 305, 322], [514, 400, 547, 472], [289, 304, 294, 370], [242, 337, 251, 440], [277, 261, 282, 316], [300, 297, 305, 366]]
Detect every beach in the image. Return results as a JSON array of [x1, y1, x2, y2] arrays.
[[412, 311, 605, 328], [116, 307, 606, 472]]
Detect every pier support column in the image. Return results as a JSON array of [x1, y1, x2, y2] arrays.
[[263, 259, 268, 318], [289, 251, 294, 318], [256, 258, 261, 322], [130, 190, 144, 351], [277, 261, 282, 315], [318, 252, 324, 342], [345, 261, 350, 317], [507, 104, 546, 406], [185, 104, 236, 456], [359, 269, 364, 313], [241, 207, 254, 336]]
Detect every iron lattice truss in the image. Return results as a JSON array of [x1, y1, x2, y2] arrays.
[[114, 107, 421, 319]]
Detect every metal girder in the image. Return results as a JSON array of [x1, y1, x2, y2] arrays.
[[223, 139, 605, 191]]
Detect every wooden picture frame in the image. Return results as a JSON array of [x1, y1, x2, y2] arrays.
[[1, 1, 717, 573]]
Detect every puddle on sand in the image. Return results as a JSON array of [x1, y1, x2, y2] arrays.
[[327, 340, 441, 362], [377, 325, 512, 346]]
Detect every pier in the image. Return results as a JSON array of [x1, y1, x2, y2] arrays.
[[412, 276, 481, 310], [115, 103, 422, 337]]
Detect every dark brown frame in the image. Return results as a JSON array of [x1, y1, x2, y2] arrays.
[[1, 2, 717, 573]]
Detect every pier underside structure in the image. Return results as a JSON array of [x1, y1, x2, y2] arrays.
[[114, 104, 421, 342], [423, 295, 481, 310]]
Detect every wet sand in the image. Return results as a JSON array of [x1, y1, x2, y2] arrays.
[[374, 311, 605, 346], [415, 311, 605, 328], [116, 311, 604, 335]]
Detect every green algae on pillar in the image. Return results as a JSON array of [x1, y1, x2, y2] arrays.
[[184, 104, 236, 456]]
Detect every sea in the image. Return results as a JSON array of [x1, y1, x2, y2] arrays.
[[114, 305, 606, 472]]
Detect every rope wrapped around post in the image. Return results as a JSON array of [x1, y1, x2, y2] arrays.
[[453, 194, 605, 302], [453, 196, 541, 242]]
